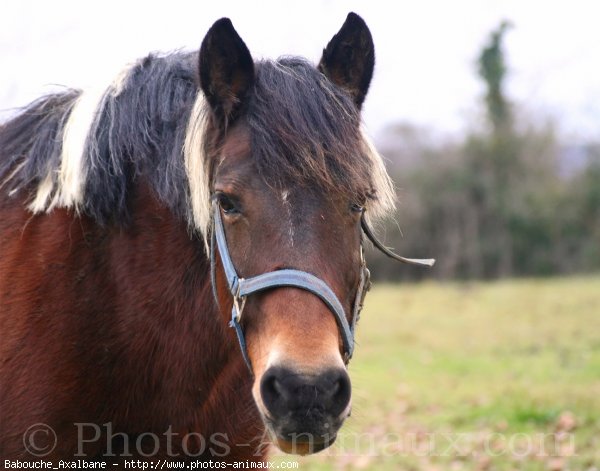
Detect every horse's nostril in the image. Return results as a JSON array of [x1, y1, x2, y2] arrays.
[[273, 378, 285, 395], [260, 370, 282, 411], [330, 380, 340, 396], [327, 370, 351, 416]]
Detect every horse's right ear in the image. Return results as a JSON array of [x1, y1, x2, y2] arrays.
[[199, 18, 254, 124]]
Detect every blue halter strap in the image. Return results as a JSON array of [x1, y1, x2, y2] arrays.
[[210, 204, 434, 373]]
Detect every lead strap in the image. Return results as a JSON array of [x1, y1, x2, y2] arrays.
[[351, 245, 371, 335], [361, 216, 436, 267]]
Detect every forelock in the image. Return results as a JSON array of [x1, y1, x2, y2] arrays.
[[247, 58, 370, 201]]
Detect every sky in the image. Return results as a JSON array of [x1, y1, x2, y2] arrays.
[[1, 0, 598, 142]]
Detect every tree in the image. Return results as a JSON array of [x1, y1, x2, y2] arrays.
[[369, 21, 598, 281], [478, 20, 513, 134]]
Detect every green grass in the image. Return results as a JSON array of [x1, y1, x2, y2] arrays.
[[272, 276, 600, 470]]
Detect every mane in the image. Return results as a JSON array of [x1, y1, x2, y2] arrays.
[[0, 52, 199, 225], [0, 52, 394, 240]]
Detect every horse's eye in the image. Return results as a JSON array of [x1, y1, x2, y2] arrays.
[[350, 203, 364, 214], [216, 193, 239, 215]]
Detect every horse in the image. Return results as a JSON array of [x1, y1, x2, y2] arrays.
[[0, 13, 432, 463]]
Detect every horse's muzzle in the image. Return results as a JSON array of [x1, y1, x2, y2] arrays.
[[259, 366, 351, 454]]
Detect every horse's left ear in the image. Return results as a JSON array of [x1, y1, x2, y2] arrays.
[[318, 12, 375, 109], [199, 18, 254, 124]]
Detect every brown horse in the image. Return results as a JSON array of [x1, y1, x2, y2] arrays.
[[0, 13, 430, 464]]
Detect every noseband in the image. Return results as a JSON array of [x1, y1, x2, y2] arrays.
[[210, 204, 434, 373]]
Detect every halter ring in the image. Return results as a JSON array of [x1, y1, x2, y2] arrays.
[[233, 295, 246, 323]]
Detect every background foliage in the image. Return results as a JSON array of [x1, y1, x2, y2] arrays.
[[368, 23, 600, 281]]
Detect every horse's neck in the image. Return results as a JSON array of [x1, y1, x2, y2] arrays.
[[102, 180, 238, 382], [98, 181, 257, 436], [1, 180, 247, 424]]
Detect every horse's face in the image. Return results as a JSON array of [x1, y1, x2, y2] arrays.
[[213, 125, 361, 453], [199, 14, 376, 454]]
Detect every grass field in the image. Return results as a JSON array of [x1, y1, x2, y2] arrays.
[[273, 276, 600, 470]]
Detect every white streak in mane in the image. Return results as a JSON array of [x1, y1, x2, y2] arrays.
[[28, 170, 56, 212], [28, 62, 136, 214], [360, 125, 396, 222], [54, 86, 105, 210], [183, 92, 211, 243]]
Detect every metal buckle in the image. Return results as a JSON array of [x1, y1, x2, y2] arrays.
[[232, 279, 247, 323]]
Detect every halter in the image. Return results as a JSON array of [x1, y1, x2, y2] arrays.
[[210, 203, 435, 373]]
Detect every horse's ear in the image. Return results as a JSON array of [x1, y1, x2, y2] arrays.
[[318, 12, 375, 109], [199, 18, 254, 124]]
